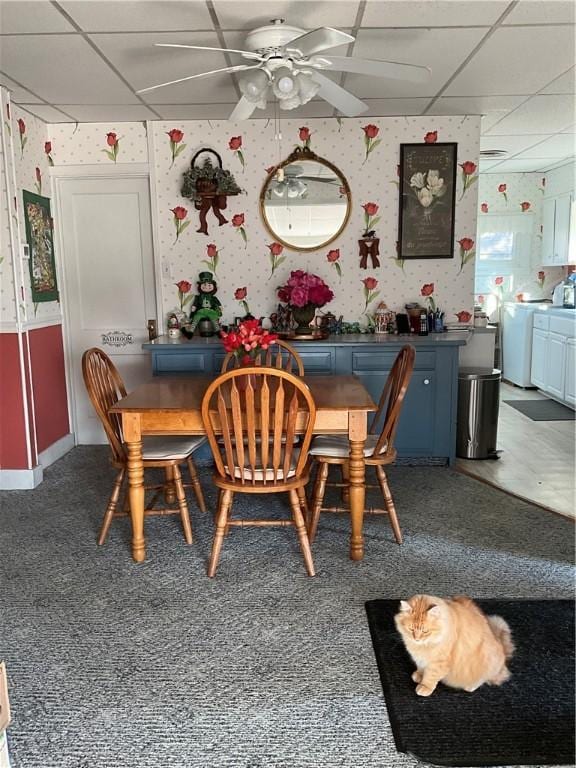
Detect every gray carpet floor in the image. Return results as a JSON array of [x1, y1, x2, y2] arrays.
[[0, 446, 574, 768]]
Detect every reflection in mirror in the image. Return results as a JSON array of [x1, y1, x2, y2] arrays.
[[260, 149, 351, 252]]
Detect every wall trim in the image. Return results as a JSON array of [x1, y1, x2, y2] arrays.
[[39, 432, 74, 470], [25, 316, 64, 330], [50, 163, 149, 179], [0, 465, 43, 490], [0, 322, 18, 333]]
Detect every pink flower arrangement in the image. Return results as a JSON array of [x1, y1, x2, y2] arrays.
[[220, 319, 278, 366], [277, 270, 334, 309]]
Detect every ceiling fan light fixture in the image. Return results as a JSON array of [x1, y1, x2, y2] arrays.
[[239, 68, 268, 102], [272, 67, 298, 100], [297, 72, 320, 104]]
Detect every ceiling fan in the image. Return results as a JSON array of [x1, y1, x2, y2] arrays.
[[270, 164, 339, 198], [137, 19, 431, 120]]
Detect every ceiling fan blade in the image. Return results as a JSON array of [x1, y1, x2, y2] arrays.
[[311, 55, 431, 84], [155, 43, 263, 61], [309, 72, 368, 117], [229, 96, 257, 121], [136, 64, 260, 94], [285, 27, 354, 57]]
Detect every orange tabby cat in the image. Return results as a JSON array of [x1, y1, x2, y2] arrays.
[[395, 594, 514, 697]]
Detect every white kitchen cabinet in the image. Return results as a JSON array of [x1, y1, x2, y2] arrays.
[[530, 328, 548, 389], [565, 339, 576, 407], [546, 331, 567, 399], [541, 193, 574, 266]]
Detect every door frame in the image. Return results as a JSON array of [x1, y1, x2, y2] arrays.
[[51, 163, 162, 443]]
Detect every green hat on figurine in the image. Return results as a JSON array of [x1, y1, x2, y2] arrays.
[[198, 271, 214, 283]]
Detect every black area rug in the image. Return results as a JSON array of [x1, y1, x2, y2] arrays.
[[503, 399, 575, 420], [365, 599, 575, 767]]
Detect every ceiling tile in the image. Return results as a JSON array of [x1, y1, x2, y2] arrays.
[[446, 26, 576, 96], [19, 104, 75, 122], [0, 0, 74, 33], [0, 74, 43, 103], [362, 0, 509, 27], [479, 157, 505, 171], [518, 133, 576, 159], [540, 67, 576, 95], [58, 104, 160, 122], [212, 1, 361, 30], [90, 32, 239, 104], [359, 97, 429, 115], [342, 27, 485, 98], [480, 133, 552, 156], [154, 103, 238, 119], [58, 1, 214, 32], [0, 34, 139, 103], [485, 95, 576, 135], [485, 157, 564, 172], [503, 0, 576, 25], [541, 156, 575, 171], [426, 95, 526, 132]]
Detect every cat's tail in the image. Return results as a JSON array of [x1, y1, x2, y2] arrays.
[[488, 615, 515, 659]]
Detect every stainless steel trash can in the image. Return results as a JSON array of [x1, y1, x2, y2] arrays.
[[456, 368, 501, 459]]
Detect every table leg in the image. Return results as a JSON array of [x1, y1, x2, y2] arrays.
[[348, 410, 367, 561], [123, 413, 146, 563]]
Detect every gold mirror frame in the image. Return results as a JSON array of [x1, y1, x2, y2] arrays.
[[259, 146, 352, 253]]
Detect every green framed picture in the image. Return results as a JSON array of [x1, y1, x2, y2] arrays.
[[22, 190, 59, 303]]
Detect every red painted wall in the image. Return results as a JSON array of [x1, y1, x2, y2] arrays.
[[0, 333, 29, 468], [28, 325, 69, 453]]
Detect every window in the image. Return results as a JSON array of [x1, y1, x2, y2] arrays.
[[475, 213, 534, 295]]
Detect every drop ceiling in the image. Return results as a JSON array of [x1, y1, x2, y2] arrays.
[[0, 0, 574, 173]]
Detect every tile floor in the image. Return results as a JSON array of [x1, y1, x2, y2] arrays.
[[455, 383, 575, 519]]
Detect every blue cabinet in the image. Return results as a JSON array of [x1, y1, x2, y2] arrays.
[[144, 333, 467, 463]]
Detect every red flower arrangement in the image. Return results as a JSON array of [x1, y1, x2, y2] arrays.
[[277, 270, 334, 309], [220, 319, 278, 366]]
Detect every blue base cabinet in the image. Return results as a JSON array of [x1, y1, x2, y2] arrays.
[[144, 333, 468, 464]]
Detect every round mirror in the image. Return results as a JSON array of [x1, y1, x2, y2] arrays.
[[260, 148, 351, 252]]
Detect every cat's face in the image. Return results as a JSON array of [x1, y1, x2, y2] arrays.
[[395, 595, 444, 645]]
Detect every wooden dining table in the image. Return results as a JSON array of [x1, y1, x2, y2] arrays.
[[110, 374, 377, 563]]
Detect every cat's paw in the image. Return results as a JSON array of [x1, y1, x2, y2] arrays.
[[416, 683, 434, 697], [411, 670, 423, 683]]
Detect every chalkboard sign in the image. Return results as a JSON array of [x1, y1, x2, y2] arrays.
[[398, 143, 457, 259]]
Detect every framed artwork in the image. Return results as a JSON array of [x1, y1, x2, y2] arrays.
[[22, 190, 59, 302], [398, 142, 457, 260]]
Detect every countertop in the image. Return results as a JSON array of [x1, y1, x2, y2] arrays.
[[144, 331, 471, 349]]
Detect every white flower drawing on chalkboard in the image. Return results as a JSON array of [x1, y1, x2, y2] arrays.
[[410, 169, 447, 218]]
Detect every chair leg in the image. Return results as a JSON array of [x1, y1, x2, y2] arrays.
[[208, 489, 233, 577], [289, 489, 316, 577], [376, 465, 403, 544], [173, 465, 193, 544], [296, 486, 308, 523], [98, 468, 125, 545], [164, 466, 176, 504], [187, 456, 207, 512], [308, 461, 329, 543]]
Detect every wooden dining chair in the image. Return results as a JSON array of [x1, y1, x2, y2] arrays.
[[201, 367, 317, 577], [82, 347, 207, 545], [221, 339, 304, 375], [307, 345, 415, 545]]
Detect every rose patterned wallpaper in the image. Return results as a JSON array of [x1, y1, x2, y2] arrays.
[[48, 115, 481, 329], [477, 171, 564, 298]]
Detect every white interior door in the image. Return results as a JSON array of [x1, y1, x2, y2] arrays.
[[57, 174, 157, 444]]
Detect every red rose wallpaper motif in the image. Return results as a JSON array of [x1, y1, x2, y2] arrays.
[[424, 131, 438, 144], [299, 126, 311, 148], [231, 213, 247, 246], [229, 136, 244, 168], [170, 206, 190, 244], [44, 141, 54, 166], [497, 183, 507, 203], [35, 167, 42, 195], [103, 132, 120, 162], [481, 202, 488, 213], [458, 237, 475, 273], [537, 270, 546, 288], [362, 124, 381, 163], [175, 280, 193, 311], [267, 242, 286, 279], [520, 201, 531, 212], [17, 117, 27, 157], [202, 243, 219, 274], [421, 282, 436, 311], [458, 160, 478, 200], [362, 202, 381, 237], [167, 128, 186, 167], [326, 248, 342, 278], [234, 286, 250, 317], [362, 277, 380, 313]]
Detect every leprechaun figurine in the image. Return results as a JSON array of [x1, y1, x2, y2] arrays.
[[188, 271, 222, 335]]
